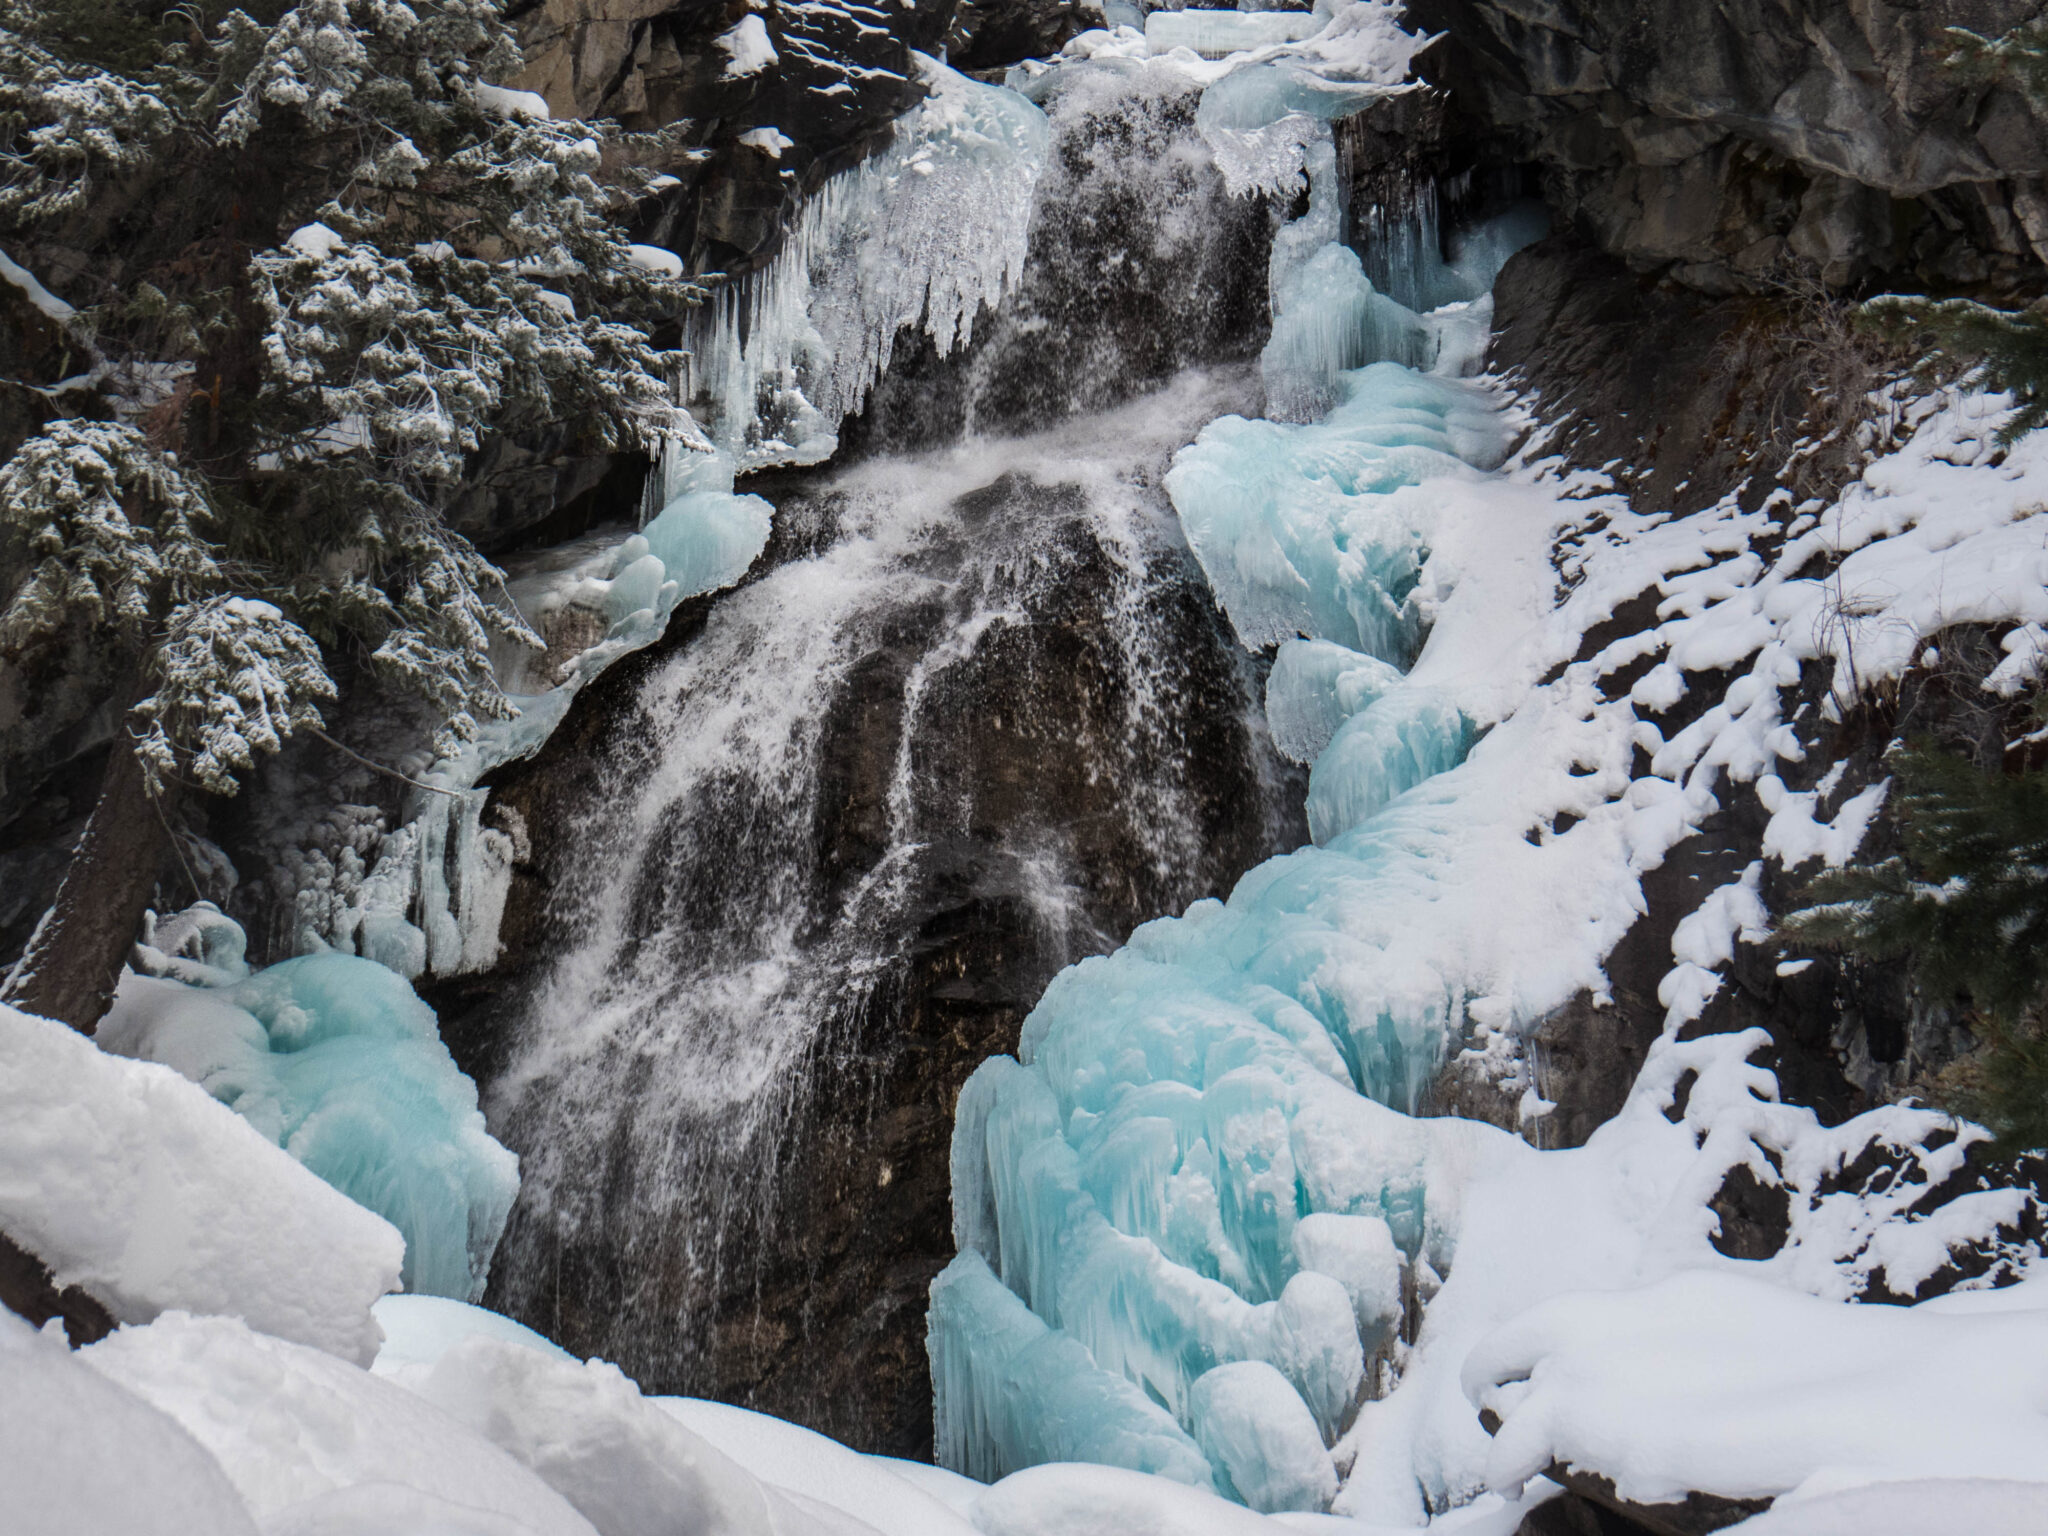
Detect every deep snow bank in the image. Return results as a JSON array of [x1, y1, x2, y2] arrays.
[[0, 1001, 399, 1363]]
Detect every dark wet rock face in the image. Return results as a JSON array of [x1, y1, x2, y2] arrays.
[[1409, 0, 2048, 292], [417, 39, 1312, 1457], [434, 451, 1306, 1457], [512, 0, 959, 274], [842, 71, 1277, 453]]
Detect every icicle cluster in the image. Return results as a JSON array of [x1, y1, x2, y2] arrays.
[[684, 54, 1050, 470]]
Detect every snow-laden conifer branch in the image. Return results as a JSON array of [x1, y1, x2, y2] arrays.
[[132, 594, 336, 794], [0, 420, 217, 648]]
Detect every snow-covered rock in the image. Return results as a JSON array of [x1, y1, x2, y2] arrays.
[[0, 1003, 400, 1364], [85, 1311, 597, 1535], [1465, 1269, 2048, 1507], [100, 951, 518, 1304]]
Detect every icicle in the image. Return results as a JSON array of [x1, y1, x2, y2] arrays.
[[675, 53, 1049, 474]]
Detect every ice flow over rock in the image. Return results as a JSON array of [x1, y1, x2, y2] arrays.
[[100, 912, 516, 1303]]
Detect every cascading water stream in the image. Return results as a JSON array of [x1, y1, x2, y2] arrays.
[[480, 368, 1305, 1446], [473, 0, 1526, 1462]]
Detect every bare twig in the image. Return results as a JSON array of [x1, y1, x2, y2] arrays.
[[306, 725, 465, 798]]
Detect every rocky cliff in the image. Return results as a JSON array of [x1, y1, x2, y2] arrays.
[[1409, 0, 2048, 292]]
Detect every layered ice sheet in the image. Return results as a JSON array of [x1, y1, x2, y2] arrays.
[[1144, 10, 1324, 57], [101, 918, 516, 1303]]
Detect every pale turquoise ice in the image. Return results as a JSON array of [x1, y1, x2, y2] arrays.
[[104, 953, 518, 1303], [1165, 362, 1508, 657], [1144, 10, 1324, 56], [929, 353, 1517, 1496]]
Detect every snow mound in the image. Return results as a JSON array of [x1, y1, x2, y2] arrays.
[[657, 1396, 982, 1536], [101, 947, 517, 1304], [1727, 1479, 2048, 1536], [1, 1307, 259, 1536], [85, 1311, 597, 1535], [403, 1334, 885, 1534], [1465, 1269, 2048, 1507], [971, 1462, 1295, 1536], [371, 1293, 576, 1373], [716, 14, 777, 79], [0, 1002, 400, 1363]]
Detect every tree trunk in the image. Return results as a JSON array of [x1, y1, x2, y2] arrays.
[[1, 726, 176, 1035]]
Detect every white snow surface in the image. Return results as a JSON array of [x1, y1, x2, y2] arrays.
[[0, 243, 76, 320], [738, 126, 795, 157], [0, 1002, 400, 1364], [1, 1308, 259, 1536], [284, 222, 345, 260], [85, 1312, 600, 1535], [371, 1292, 575, 1372], [1727, 1479, 2048, 1536], [1466, 1269, 2048, 1504], [625, 242, 683, 278], [657, 1397, 982, 1536], [474, 82, 551, 119], [716, 14, 779, 78]]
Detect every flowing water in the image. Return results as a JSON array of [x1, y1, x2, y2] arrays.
[[480, 366, 1307, 1442]]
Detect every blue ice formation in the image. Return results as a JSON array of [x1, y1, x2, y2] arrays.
[[1165, 362, 1510, 656], [104, 911, 517, 1302], [1191, 12, 1547, 421], [639, 449, 774, 609], [929, 353, 1515, 1501]]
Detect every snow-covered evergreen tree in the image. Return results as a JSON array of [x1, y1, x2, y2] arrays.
[[1792, 740, 2048, 1152], [0, 0, 703, 1030], [1857, 18, 2048, 443]]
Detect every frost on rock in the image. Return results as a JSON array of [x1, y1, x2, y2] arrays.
[[0, 1002, 400, 1364], [100, 922, 517, 1303], [686, 53, 1049, 471]]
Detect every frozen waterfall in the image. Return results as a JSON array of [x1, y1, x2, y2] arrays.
[[926, 6, 1567, 1514], [479, 368, 1302, 1439], [479, 0, 1548, 1481], [684, 54, 1050, 470]]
